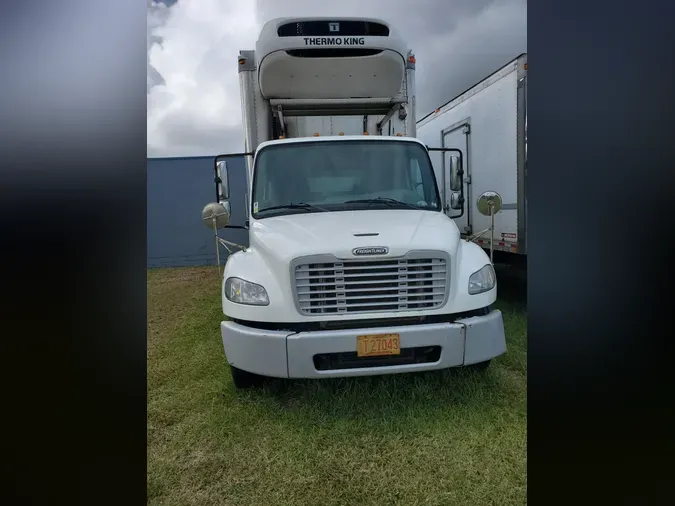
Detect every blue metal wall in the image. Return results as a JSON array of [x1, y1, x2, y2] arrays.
[[147, 155, 248, 268]]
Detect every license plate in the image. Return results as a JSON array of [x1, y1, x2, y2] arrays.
[[357, 333, 401, 357]]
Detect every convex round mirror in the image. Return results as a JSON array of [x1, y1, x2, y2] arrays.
[[476, 191, 502, 216], [201, 202, 231, 229]]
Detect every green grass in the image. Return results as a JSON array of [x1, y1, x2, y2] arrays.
[[148, 266, 527, 506]]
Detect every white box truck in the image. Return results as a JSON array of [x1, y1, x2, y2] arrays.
[[418, 54, 528, 258], [201, 17, 507, 389]]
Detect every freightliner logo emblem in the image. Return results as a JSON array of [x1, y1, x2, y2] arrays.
[[352, 247, 389, 256]]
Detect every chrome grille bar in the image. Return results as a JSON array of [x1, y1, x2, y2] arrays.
[[292, 253, 449, 315]]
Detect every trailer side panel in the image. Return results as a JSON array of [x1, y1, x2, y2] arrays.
[[418, 59, 521, 253]]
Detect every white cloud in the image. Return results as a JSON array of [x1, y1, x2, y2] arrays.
[[147, 0, 259, 157], [147, 1, 170, 92], [147, 0, 526, 157]]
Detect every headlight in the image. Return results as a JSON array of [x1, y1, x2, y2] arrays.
[[224, 277, 270, 306], [468, 264, 496, 295]]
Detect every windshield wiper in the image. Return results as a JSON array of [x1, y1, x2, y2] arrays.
[[342, 197, 419, 209], [256, 202, 328, 214]]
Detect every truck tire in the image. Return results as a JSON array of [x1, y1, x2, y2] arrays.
[[230, 365, 264, 389], [467, 359, 491, 371]]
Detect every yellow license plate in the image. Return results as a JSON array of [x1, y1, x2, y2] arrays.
[[357, 333, 401, 357]]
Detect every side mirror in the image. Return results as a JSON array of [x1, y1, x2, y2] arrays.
[[214, 159, 231, 217], [215, 160, 230, 202], [201, 202, 231, 230], [449, 155, 464, 210], [427, 147, 465, 217], [449, 155, 463, 192], [209, 152, 253, 231], [450, 191, 464, 210]]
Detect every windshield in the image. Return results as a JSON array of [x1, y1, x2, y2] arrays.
[[251, 140, 441, 219]]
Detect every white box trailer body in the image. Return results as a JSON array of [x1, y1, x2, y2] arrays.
[[417, 53, 528, 255], [236, 17, 417, 181], [204, 18, 507, 388]]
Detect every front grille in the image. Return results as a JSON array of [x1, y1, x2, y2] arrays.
[[277, 21, 390, 37], [293, 254, 448, 315]]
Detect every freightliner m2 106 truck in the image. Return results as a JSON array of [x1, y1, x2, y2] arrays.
[[201, 18, 507, 389]]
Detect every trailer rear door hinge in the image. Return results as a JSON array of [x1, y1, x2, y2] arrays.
[[465, 176, 471, 184], [462, 125, 471, 135]]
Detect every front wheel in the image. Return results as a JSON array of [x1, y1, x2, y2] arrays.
[[230, 365, 264, 389]]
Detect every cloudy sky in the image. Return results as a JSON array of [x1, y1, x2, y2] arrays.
[[147, 0, 527, 157]]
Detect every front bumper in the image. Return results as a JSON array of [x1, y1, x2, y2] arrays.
[[221, 310, 506, 379]]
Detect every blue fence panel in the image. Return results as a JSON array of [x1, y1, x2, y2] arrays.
[[147, 155, 247, 268]]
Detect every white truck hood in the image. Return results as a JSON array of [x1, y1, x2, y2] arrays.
[[248, 209, 460, 265], [222, 208, 496, 322]]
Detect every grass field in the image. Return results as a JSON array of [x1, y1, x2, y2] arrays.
[[147, 266, 527, 506]]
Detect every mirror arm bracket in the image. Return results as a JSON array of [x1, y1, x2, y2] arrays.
[[448, 205, 465, 220]]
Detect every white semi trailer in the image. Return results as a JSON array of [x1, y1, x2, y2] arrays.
[[418, 54, 528, 258], [202, 17, 507, 389]]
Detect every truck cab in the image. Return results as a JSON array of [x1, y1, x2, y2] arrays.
[[201, 17, 507, 388]]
